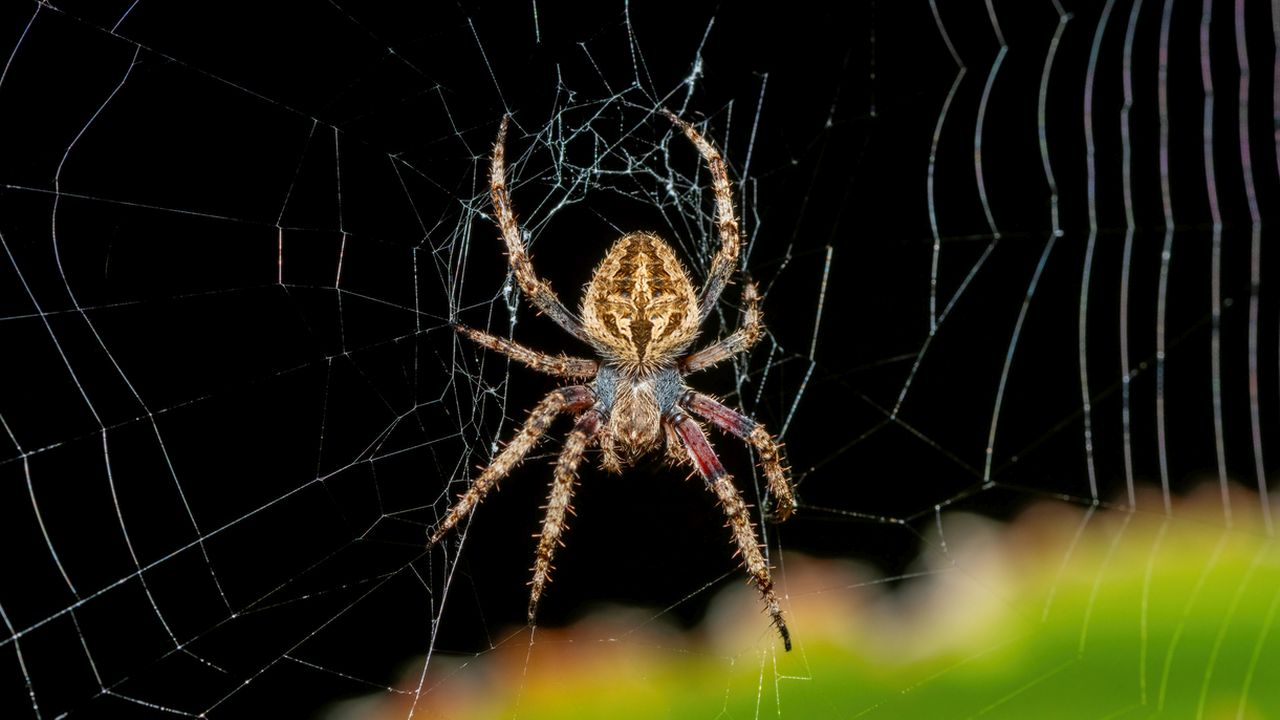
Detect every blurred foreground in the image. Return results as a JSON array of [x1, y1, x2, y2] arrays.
[[327, 485, 1278, 719]]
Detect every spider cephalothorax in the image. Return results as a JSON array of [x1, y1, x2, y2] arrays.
[[432, 112, 796, 650]]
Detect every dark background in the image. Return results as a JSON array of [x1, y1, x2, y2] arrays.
[[1, 1, 1276, 717]]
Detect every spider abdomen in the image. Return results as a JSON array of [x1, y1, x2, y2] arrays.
[[581, 232, 701, 372]]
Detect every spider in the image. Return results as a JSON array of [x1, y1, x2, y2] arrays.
[[432, 111, 796, 650]]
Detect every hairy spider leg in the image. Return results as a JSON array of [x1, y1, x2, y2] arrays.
[[682, 391, 795, 522], [529, 409, 605, 621], [669, 413, 791, 651], [663, 110, 741, 323], [680, 281, 763, 374], [428, 385, 594, 547], [456, 325, 598, 378], [490, 117, 595, 345]]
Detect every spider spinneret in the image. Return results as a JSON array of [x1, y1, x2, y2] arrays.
[[433, 112, 797, 651]]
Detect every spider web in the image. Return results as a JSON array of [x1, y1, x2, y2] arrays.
[[0, 1, 1277, 718]]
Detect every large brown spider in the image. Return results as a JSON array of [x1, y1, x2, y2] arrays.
[[433, 112, 796, 650]]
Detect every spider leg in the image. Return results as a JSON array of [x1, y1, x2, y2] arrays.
[[664, 110, 740, 322], [490, 117, 594, 346], [669, 413, 791, 651], [681, 391, 795, 522], [428, 385, 594, 547], [679, 281, 762, 375], [456, 324, 598, 378], [528, 409, 605, 621]]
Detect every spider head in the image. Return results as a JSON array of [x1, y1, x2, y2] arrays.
[[581, 232, 700, 372]]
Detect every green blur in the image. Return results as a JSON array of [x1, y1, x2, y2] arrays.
[[409, 504, 1279, 719]]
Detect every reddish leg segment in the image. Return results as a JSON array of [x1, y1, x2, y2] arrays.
[[682, 392, 795, 521], [670, 414, 791, 651]]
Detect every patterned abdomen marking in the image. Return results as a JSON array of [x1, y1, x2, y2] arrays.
[[581, 232, 700, 371]]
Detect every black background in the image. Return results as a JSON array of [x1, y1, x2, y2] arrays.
[[1, 1, 1277, 717]]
